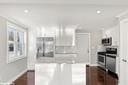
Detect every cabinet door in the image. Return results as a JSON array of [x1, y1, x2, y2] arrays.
[[119, 20, 128, 85], [55, 28, 75, 46]]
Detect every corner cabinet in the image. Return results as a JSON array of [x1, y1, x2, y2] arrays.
[[7, 22, 27, 63], [55, 28, 75, 46]]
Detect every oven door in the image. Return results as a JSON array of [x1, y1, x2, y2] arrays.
[[106, 54, 116, 73], [98, 55, 105, 65]]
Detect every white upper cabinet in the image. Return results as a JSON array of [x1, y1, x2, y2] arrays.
[[102, 25, 120, 46], [55, 27, 75, 46]]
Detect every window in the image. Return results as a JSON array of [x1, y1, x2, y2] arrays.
[[7, 22, 27, 63], [16, 31, 25, 56]]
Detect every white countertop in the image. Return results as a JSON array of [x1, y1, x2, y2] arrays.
[[35, 63, 86, 85]]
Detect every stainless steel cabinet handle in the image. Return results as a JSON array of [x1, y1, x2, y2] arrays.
[[122, 59, 127, 62]]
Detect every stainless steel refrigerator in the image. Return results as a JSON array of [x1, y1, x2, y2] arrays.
[[36, 37, 54, 57]]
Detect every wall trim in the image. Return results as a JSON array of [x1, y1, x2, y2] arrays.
[[89, 64, 98, 66], [8, 69, 27, 85], [28, 70, 35, 72]]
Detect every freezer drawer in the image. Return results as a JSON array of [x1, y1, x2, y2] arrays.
[[106, 56, 116, 73]]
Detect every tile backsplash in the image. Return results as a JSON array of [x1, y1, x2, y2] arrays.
[[55, 46, 77, 54]]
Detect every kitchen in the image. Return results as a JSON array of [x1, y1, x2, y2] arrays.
[[98, 25, 120, 76], [0, 1, 128, 85]]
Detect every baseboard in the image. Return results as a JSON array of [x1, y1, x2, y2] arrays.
[[89, 64, 98, 66], [8, 68, 27, 85], [28, 70, 35, 72]]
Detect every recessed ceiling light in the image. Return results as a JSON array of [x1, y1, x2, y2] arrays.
[[24, 10, 29, 13], [97, 10, 101, 14]]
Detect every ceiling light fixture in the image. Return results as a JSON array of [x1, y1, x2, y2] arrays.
[[24, 10, 29, 13], [97, 10, 101, 14]]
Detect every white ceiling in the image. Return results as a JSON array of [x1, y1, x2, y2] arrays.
[[0, 3, 127, 31], [0, 0, 128, 5]]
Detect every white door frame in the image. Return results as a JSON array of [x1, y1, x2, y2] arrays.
[[76, 33, 91, 64]]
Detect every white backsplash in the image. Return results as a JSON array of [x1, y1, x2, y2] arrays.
[[55, 46, 77, 54]]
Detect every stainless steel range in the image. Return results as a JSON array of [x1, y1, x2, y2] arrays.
[[98, 52, 106, 69], [106, 48, 117, 73]]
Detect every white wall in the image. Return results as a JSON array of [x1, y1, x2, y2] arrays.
[[0, 17, 27, 83], [28, 28, 38, 70], [90, 31, 102, 65]]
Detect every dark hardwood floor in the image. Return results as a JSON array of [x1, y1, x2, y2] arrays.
[[86, 66, 118, 85], [13, 71, 35, 85], [13, 66, 118, 85]]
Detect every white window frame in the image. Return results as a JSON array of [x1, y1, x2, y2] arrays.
[[7, 22, 27, 63]]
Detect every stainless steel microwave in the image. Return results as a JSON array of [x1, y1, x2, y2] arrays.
[[102, 37, 112, 46]]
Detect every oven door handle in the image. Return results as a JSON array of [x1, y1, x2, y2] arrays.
[[106, 55, 116, 58], [98, 55, 105, 57]]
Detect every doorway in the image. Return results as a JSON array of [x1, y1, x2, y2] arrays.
[[75, 33, 90, 63]]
